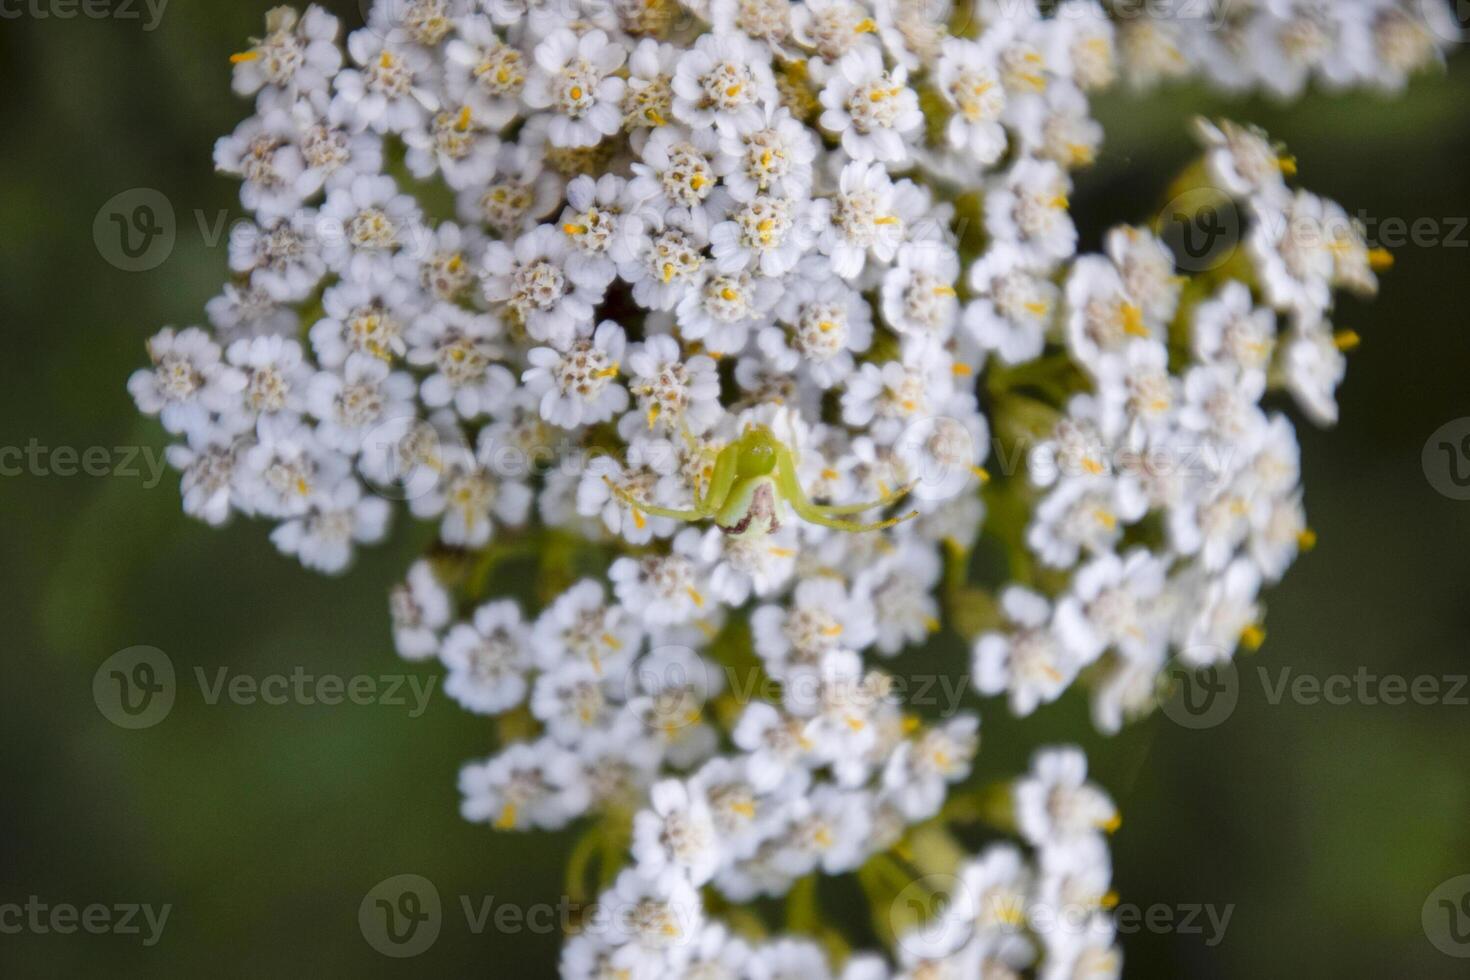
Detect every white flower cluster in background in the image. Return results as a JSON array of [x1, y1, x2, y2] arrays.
[[127, 0, 1449, 976], [1113, 0, 1458, 95], [555, 746, 1123, 978]]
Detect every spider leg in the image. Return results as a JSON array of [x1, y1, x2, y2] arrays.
[[810, 481, 918, 517], [698, 439, 740, 514], [774, 445, 918, 533], [604, 478, 708, 523]]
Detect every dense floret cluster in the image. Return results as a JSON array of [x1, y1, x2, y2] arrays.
[[129, 0, 1449, 975]]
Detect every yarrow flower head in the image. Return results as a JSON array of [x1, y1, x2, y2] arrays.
[[131, 0, 1448, 974]]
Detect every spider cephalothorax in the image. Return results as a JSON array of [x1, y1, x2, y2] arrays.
[[608, 426, 917, 537]]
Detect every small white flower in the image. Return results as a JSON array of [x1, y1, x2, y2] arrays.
[[523, 28, 627, 148], [880, 242, 961, 341], [624, 334, 724, 436], [230, 5, 342, 99], [1248, 189, 1337, 328], [1192, 280, 1277, 378], [270, 477, 390, 574], [629, 126, 722, 223], [818, 45, 921, 163], [524, 320, 629, 429], [319, 174, 424, 283], [1064, 255, 1153, 372], [129, 327, 245, 438], [408, 438, 533, 547], [531, 579, 642, 678], [760, 268, 874, 389], [1014, 745, 1119, 847], [229, 211, 329, 303], [710, 194, 814, 278], [1054, 549, 1168, 664], [1177, 556, 1263, 663], [936, 38, 1008, 164], [578, 440, 685, 545], [459, 739, 590, 831], [621, 39, 679, 137], [882, 715, 979, 821], [481, 225, 597, 350], [815, 160, 915, 279], [856, 540, 942, 655], [1093, 339, 1176, 449], [672, 33, 777, 135], [677, 267, 781, 356], [166, 435, 241, 528], [444, 16, 526, 127], [205, 282, 298, 345], [699, 524, 800, 605], [986, 157, 1077, 270], [389, 559, 452, 660], [624, 644, 724, 767], [841, 353, 952, 444], [770, 784, 874, 875], [949, 843, 1032, 946], [403, 101, 501, 190], [1105, 226, 1180, 330], [965, 248, 1060, 365], [791, 0, 881, 65], [332, 30, 440, 134], [459, 142, 563, 237], [408, 221, 486, 305], [611, 530, 713, 626], [973, 587, 1082, 716], [632, 779, 723, 886], [1283, 324, 1347, 426], [1028, 475, 1146, 569], [715, 105, 818, 202], [309, 278, 419, 367], [440, 600, 533, 715], [752, 576, 875, 678], [1193, 117, 1291, 206], [224, 334, 314, 429], [598, 869, 704, 970], [236, 416, 351, 519], [557, 174, 651, 290], [213, 108, 308, 219], [406, 304, 515, 420], [532, 661, 626, 747]]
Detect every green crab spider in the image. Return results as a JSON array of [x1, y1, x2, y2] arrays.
[[606, 425, 918, 537]]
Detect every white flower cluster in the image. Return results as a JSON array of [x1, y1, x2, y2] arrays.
[[885, 747, 1124, 980], [126, 0, 1447, 975], [1112, 0, 1456, 95], [555, 746, 1123, 979], [974, 117, 1394, 733]]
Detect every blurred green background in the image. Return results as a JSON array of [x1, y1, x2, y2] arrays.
[[3, 4, 1469, 976]]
